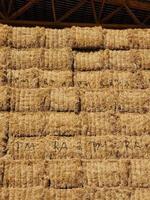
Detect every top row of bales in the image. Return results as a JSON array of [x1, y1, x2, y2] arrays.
[[0, 24, 150, 49]]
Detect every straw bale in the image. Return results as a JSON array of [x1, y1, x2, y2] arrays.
[[0, 86, 10, 111], [117, 113, 150, 136], [83, 160, 129, 187], [45, 28, 73, 48], [84, 136, 150, 159], [10, 48, 44, 70], [3, 160, 46, 187], [0, 70, 7, 86], [113, 71, 147, 89], [117, 89, 150, 113], [95, 188, 131, 200], [104, 29, 130, 50], [0, 48, 10, 70], [130, 29, 150, 49], [131, 189, 150, 200], [81, 112, 116, 136], [7, 68, 39, 88], [0, 113, 9, 157], [75, 71, 147, 89], [45, 159, 84, 188], [129, 159, 150, 187], [80, 89, 117, 112], [46, 188, 86, 200], [11, 27, 45, 48], [138, 49, 150, 70], [71, 26, 103, 48], [9, 112, 81, 137], [74, 50, 108, 71], [142, 71, 150, 88], [74, 71, 114, 88], [44, 48, 73, 70], [0, 187, 45, 200], [0, 24, 12, 46], [8, 136, 82, 160], [108, 50, 140, 71], [10, 88, 51, 112], [51, 87, 79, 112], [39, 70, 73, 87]]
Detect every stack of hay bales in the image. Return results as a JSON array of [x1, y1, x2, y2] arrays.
[[0, 24, 150, 199]]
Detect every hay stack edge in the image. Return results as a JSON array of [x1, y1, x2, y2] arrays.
[[0, 24, 150, 199]]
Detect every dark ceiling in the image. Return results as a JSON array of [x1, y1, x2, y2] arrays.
[[0, 0, 150, 28]]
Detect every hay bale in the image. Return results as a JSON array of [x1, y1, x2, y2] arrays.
[[7, 68, 39, 88], [108, 50, 139, 71], [44, 48, 73, 70], [0, 113, 9, 157], [46, 159, 84, 188], [45, 28, 73, 48], [103, 29, 130, 50], [3, 160, 46, 187], [0, 24, 12, 46], [117, 89, 150, 113], [9, 112, 81, 137], [84, 136, 150, 159], [0, 188, 45, 200], [10, 88, 51, 112], [113, 71, 147, 89], [0, 86, 10, 111], [129, 160, 150, 187], [71, 26, 103, 48], [8, 136, 82, 160], [0, 70, 7, 86], [117, 113, 150, 136], [74, 71, 114, 88], [95, 188, 131, 200], [11, 27, 45, 48], [51, 87, 79, 112], [39, 70, 73, 87], [131, 189, 150, 200], [137, 49, 150, 70], [81, 112, 116, 136], [142, 71, 150, 88], [80, 89, 117, 112], [0, 48, 10, 70], [130, 29, 150, 49], [74, 50, 108, 71], [83, 160, 128, 187], [46, 189, 86, 200], [10, 48, 44, 70]]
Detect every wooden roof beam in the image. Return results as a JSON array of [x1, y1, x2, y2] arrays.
[[102, 6, 123, 23], [91, 0, 98, 23], [51, 0, 56, 22], [57, 0, 87, 22], [9, 0, 40, 20], [124, 3, 142, 25], [95, 0, 150, 11]]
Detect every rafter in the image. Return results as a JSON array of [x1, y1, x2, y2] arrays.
[[91, 0, 98, 23], [51, 0, 56, 22], [57, 0, 87, 22], [143, 15, 150, 24], [123, 3, 142, 25], [0, 11, 6, 20], [99, 0, 105, 20], [8, 0, 14, 15], [9, 0, 40, 20], [94, 0, 150, 12], [102, 6, 122, 23], [0, 0, 7, 17]]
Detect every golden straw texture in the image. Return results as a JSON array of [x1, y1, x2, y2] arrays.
[[0, 24, 150, 200]]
